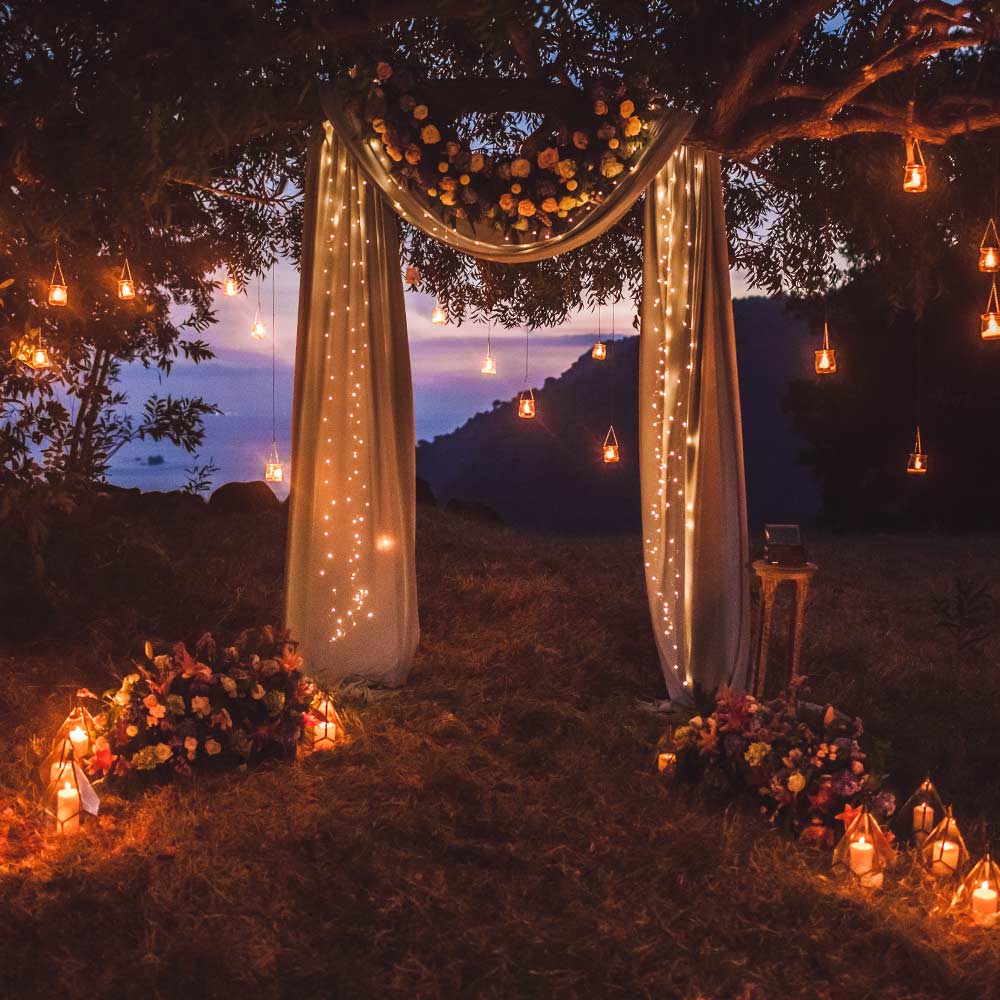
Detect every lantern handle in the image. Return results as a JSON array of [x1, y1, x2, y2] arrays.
[[987, 280, 999, 315], [981, 218, 999, 252]]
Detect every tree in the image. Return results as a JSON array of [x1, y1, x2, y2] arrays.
[[2, 1, 998, 484]]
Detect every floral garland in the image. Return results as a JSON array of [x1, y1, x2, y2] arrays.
[[348, 59, 658, 241], [660, 683, 896, 849], [79, 628, 334, 782]]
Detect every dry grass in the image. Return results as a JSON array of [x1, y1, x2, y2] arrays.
[[1, 509, 999, 999]]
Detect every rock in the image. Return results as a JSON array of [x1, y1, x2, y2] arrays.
[[444, 497, 504, 525], [416, 477, 437, 507], [209, 481, 282, 515], [92, 484, 143, 516], [138, 490, 207, 520]]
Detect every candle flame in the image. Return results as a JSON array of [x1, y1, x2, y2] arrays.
[[70, 726, 86, 739], [64, 780, 72, 791], [857, 836, 867, 846], [982, 880, 990, 892]]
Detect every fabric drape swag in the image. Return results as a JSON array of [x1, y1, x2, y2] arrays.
[[287, 107, 750, 699]]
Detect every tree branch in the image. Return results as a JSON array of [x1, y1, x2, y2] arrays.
[[165, 175, 298, 206]]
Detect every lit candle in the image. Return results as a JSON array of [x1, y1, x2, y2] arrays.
[[930, 839, 960, 876], [973, 880, 998, 925], [656, 752, 676, 773], [56, 780, 80, 834], [849, 836, 875, 877], [913, 802, 934, 834], [69, 725, 90, 759], [310, 719, 337, 751], [50, 758, 75, 785]]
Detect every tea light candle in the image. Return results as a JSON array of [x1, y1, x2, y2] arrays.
[[850, 836, 875, 877], [56, 780, 80, 835], [931, 840, 961, 876], [913, 802, 934, 834], [311, 720, 337, 751], [972, 880, 998, 925], [69, 725, 90, 759]]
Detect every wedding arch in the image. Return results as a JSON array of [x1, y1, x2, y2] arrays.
[[285, 76, 750, 702]]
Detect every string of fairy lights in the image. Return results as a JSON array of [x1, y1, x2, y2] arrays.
[[812, 138, 1000, 475]]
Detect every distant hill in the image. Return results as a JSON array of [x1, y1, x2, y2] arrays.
[[416, 297, 818, 534]]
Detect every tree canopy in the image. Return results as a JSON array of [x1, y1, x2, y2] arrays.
[[1, 0, 998, 485]]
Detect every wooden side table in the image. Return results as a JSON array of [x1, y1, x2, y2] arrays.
[[751, 560, 818, 698]]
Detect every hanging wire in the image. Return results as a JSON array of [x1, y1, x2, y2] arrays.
[[609, 298, 616, 422], [271, 269, 277, 445], [523, 327, 529, 384]]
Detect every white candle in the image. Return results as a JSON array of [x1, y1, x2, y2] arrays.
[[972, 880, 998, 925], [310, 720, 337, 751], [50, 758, 75, 785], [931, 839, 960, 876], [56, 781, 80, 835], [913, 802, 934, 833], [69, 725, 90, 759], [849, 836, 875, 877]]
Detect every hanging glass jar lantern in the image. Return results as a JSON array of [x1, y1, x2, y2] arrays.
[[264, 441, 284, 483], [223, 269, 240, 297], [980, 219, 1000, 273], [950, 855, 1000, 927], [431, 303, 447, 325], [592, 340, 607, 360], [814, 321, 837, 374], [982, 282, 1000, 341], [117, 258, 136, 300], [518, 388, 536, 419], [250, 311, 267, 340], [481, 354, 497, 375], [902, 138, 927, 193], [833, 807, 897, 889], [18, 338, 53, 371], [603, 425, 620, 463], [906, 426, 927, 474], [895, 777, 945, 846], [48, 256, 68, 306], [921, 807, 968, 878]]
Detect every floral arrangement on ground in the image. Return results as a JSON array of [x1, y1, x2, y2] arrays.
[[659, 681, 896, 849], [346, 57, 658, 241], [59, 627, 341, 787]]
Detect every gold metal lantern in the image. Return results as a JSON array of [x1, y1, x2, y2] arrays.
[[814, 322, 837, 374], [896, 777, 945, 846], [982, 282, 1000, 341], [833, 807, 897, 889], [518, 389, 536, 419], [906, 426, 927, 475], [117, 258, 135, 300], [305, 694, 342, 752], [980, 219, 1000, 273], [48, 257, 68, 306], [950, 855, 1000, 927], [603, 425, 620, 463], [592, 340, 607, 360], [902, 138, 927, 193], [921, 807, 969, 878]]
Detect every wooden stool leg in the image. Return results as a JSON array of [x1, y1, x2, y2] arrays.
[[788, 578, 811, 685], [754, 579, 778, 697]]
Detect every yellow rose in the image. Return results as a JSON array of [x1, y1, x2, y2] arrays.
[[427, 187, 437, 197], [517, 199, 536, 217], [439, 176, 457, 190], [572, 130, 589, 150], [541, 197, 559, 213], [625, 115, 642, 137], [438, 161, 449, 173], [154, 743, 172, 764], [512, 217, 530, 230], [498, 193, 516, 212], [619, 99, 635, 118], [537, 147, 559, 170], [385, 145, 403, 162], [413, 104, 429, 120], [440, 191, 456, 206], [459, 174, 470, 185], [511, 157, 531, 178], [565, 179, 578, 191], [126, 724, 139, 738], [608, 138, 620, 149], [787, 772, 806, 794], [557, 210, 568, 218], [555, 159, 576, 179], [420, 124, 440, 144], [558, 196, 579, 212], [470, 152, 485, 172], [600, 153, 624, 178], [594, 100, 608, 115]]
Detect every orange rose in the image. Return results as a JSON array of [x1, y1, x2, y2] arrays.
[[537, 147, 559, 170], [385, 145, 403, 162], [511, 157, 531, 178], [446, 140, 461, 158], [625, 116, 642, 137], [413, 104, 429, 121], [470, 152, 485, 172], [572, 130, 589, 150], [555, 159, 576, 179], [405, 144, 421, 164], [511, 183, 522, 194], [619, 99, 635, 118], [459, 174, 471, 185], [565, 179, 578, 191], [517, 199, 536, 217], [421, 124, 441, 144], [541, 197, 559, 213], [371, 118, 386, 133], [376, 61, 393, 80], [594, 100, 608, 115], [438, 161, 449, 173], [499, 193, 516, 212], [608, 138, 620, 149], [440, 191, 457, 206]]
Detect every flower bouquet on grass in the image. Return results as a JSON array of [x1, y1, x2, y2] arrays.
[[85, 627, 329, 783], [661, 682, 894, 848]]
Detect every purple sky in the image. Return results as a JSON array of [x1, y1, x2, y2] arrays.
[[108, 264, 754, 496]]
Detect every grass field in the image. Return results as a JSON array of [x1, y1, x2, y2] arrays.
[[2, 504, 999, 998]]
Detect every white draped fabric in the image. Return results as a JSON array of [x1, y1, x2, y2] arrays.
[[287, 110, 750, 698], [640, 148, 750, 700]]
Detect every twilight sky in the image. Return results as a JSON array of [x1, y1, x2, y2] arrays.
[[108, 262, 754, 496]]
